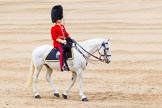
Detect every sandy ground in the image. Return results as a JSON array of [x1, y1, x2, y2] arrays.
[[0, 0, 162, 108]]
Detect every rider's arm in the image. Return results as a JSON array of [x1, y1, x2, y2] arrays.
[[62, 25, 69, 38], [51, 27, 57, 40], [65, 30, 69, 38]]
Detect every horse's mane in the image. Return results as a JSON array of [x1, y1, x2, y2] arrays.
[[78, 38, 105, 47]]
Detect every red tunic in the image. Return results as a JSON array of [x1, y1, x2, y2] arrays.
[[51, 24, 69, 48]]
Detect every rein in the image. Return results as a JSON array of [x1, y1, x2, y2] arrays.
[[73, 40, 105, 62]]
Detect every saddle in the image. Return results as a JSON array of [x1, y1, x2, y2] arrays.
[[45, 38, 74, 62], [45, 48, 73, 62]]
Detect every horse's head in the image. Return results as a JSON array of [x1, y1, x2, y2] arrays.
[[98, 39, 111, 64]]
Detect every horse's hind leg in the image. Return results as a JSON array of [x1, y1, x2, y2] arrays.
[[33, 65, 43, 99], [62, 72, 77, 99], [46, 67, 59, 97]]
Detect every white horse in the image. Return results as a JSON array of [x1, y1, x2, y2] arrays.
[[26, 38, 111, 101]]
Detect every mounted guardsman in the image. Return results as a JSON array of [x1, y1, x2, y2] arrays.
[[26, 5, 111, 102], [51, 5, 71, 71]]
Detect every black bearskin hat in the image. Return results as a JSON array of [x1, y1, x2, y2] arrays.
[[51, 5, 63, 23]]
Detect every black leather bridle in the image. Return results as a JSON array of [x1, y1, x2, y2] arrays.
[[73, 40, 111, 63], [99, 42, 111, 61]]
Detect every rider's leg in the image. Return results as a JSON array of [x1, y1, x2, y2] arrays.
[[57, 46, 64, 71], [63, 48, 70, 71]]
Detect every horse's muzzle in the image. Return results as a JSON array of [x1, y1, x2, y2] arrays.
[[105, 59, 111, 64]]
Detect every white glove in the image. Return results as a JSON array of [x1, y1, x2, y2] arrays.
[[70, 37, 74, 40], [56, 39, 67, 45], [60, 40, 67, 45]]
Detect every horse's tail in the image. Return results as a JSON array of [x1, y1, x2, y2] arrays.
[[26, 59, 35, 88]]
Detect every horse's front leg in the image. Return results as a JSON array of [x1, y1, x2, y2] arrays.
[[77, 70, 88, 101], [62, 72, 77, 99]]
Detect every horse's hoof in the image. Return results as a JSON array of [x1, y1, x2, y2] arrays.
[[54, 93, 60, 97], [62, 94, 67, 99], [35, 95, 41, 99], [82, 98, 88, 102]]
